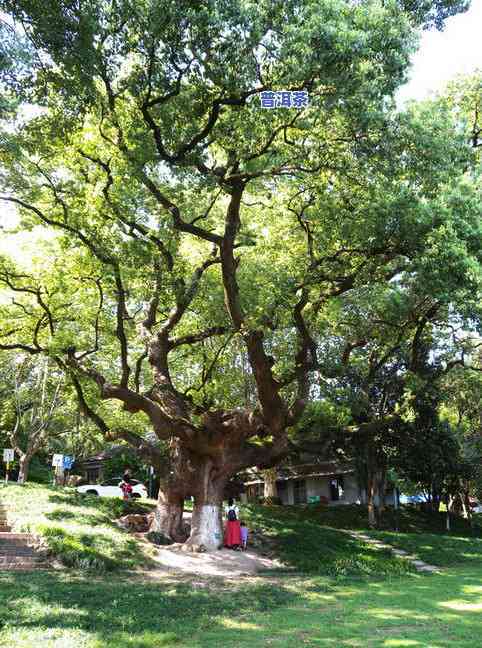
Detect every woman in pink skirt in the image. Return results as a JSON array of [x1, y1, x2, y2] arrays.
[[224, 498, 241, 549]]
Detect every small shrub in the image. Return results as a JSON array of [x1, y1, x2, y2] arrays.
[[146, 531, 173, 546], [261, 496, 282, 506]]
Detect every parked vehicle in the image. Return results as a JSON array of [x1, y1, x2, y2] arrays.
[[399, 493, 426, 505], [77, 477, 147, 499]]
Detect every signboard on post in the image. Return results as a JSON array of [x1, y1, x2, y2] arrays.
[[3, 449, 14, 463], [63, 456, 74, 470], [3, 449, 14, 484], [52, 454, 64, 468]]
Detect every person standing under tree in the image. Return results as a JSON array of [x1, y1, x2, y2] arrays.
[[120, 475, 133, 501], [224, 498, 241, 549]]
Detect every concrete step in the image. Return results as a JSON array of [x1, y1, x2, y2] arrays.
[[0, 548, 38, 556], [0, 526, 11, 533], [0, 565, 49, 571], [0, 562, 49, 571], [0, 533, 33, 540], [0, 557, 43, 563], [0, 533, 35, 547]]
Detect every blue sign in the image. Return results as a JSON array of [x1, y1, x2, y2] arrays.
[[63, 455, 74, 470], [260, 90, 309, 109]]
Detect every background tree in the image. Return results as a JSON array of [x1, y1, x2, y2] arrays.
[[0, 353, 63, 482]]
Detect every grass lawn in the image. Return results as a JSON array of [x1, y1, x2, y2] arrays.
[[0, 567, 481, 647], [0, 482, 156, 571]]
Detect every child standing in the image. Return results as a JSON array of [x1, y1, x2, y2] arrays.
[[120, 477, 133, 501], [240, 521, 248, 551]]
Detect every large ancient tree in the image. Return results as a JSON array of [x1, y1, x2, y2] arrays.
[[0, 0, 476, 549]]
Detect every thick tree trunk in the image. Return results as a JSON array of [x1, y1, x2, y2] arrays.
[[186, 458, 226, 551], [152, 488, 186, 543], [150, 410, 287, 551], [263, 468, 278, 500], [17, 454, 32, 484], [151, 439, 194, 542], [188, 504, 224, 551]]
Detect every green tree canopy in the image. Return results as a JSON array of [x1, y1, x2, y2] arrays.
[[0, 0, 478, 548]]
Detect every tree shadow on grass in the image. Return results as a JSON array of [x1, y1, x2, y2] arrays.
[[39, 525, 153, 571], [48, 492, 155, 516], [371, 530, 482, 568], [245, 506, 412, 577], [0, 572, 300, 647], [2, 570, 482, 647], [45, 508, 121, 530]]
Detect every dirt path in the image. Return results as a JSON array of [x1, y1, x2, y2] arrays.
[[135, 510, 285, 579], [147, 545, 284, 578], [346, 530, 442, 573]]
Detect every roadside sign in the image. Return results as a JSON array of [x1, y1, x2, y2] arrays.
[[3, 449, 14, 463], [63, 455, 74, 470], [52, 454, 64, 467], [308, 495, 320, 504]]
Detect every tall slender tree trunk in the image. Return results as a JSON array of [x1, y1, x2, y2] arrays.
[[460, 490, 469, 519], [366, 440, 377, 528], [376, 468, 387, 519], [462, 487, 473, 530], [445, 495, 454, 532], [17, 453, 32, 484]]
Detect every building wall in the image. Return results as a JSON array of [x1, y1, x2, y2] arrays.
[[271, 474, 363, 506], [305, 476, 331, 501], [305, 474, 360, 505], [252, 474, 395, 507], [277, 480, 293, 505]]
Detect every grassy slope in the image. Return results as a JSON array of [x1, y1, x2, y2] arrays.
[[242, 502, 482, 575], [243, 503, 414, 576], [0, 482, 156, 571], [369, 527, 482, 568]]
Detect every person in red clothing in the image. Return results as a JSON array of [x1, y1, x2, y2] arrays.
[[224, 498, 241, 549], [120, 477, 133, 501]]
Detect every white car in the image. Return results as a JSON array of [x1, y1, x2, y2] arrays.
[[77, 477, 147, 499]]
